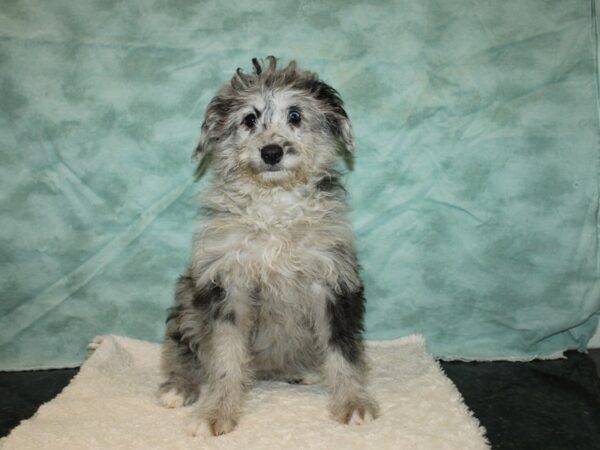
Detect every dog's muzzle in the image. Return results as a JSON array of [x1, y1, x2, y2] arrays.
[[260, 144, 283, 165]]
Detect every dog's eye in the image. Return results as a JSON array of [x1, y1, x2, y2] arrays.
[[288, 111, 301, 125], [243, 113, 257, 128]]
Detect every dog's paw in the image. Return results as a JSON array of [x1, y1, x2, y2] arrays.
[[211, 416, 237, 436], [346, 404, 376, 425], [158, 388, 187, 408], [157, 383, 199, 408], [186, 416, 237, 437], [331, 396, 379, 426]]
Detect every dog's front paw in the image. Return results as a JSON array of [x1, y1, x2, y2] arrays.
[[186, 416, 237, 437], [211, 416, 237, 436], [345, 404, 377, 425], [330, 396, 379, 426]]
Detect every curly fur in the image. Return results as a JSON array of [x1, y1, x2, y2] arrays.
[[158, 56, 379, 437]]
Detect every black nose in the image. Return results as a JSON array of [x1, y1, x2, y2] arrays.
[[260, 144, 284, 165]]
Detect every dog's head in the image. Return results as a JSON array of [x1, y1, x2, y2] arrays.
[[194, 57, 354, 187]]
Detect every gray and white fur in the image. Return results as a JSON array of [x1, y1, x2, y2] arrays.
[[158, 56, 379, 437]]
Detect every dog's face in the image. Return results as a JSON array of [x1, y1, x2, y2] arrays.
[[194, 57, 354, 187]]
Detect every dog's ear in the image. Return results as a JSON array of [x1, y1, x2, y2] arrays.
[[331, 110, 355, 155], [315, 81, 355, 154], [192, 98, 223, 160], [192, 120, 211, 160]]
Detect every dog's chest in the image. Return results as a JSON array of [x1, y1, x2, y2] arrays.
[[238, 194, 329, 369], [246, 190, 308, 227], [197, 189, 350, 291], [236, 193, 330, 272]]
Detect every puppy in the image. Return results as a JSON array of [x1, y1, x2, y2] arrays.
[[158, 56, 379, 437]]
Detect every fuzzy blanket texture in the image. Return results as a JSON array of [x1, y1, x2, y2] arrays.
[[1, 335, 488, 450]]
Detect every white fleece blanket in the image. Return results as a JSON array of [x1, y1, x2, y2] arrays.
[[1, 335, 489, 450]]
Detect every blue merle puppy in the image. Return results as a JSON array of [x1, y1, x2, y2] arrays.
[[158, 56, 379, 437]]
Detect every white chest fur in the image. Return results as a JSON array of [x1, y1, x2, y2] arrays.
[[193, 188, 354, 292]]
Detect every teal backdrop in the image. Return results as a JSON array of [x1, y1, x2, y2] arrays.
[[1, 0, 599, 369]]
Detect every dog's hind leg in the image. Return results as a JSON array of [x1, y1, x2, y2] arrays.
[[158, 336, 203, 408]]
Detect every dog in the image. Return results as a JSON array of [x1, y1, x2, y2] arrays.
[[158, 56, 379, 437]]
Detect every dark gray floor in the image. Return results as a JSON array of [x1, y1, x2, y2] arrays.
[[590, 349, 600, 375], [1, 351, 599, 449], [0, 367, 79, 439], [441, 350, 600, 450]]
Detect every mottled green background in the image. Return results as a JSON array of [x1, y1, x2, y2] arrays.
[[1, 0, 599, 369]]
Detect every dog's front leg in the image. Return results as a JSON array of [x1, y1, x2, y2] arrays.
[[187, 286, 252, 438], [322, 283, 379, 425]]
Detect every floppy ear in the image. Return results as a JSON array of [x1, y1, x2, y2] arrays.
[[192, 120, 213, 161], [192, 97, 224, 160], [331, 110, 355, 154], [315, 81, 355, 154], [192, 84, 244, 160]]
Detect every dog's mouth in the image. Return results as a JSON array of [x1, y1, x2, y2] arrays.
[[257, 160, 291, 175], [264, 165, 283, 172], [259, 167, 291, 181]]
